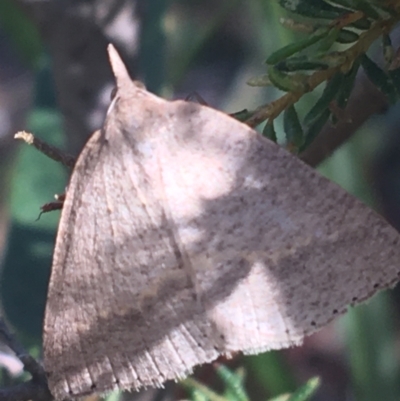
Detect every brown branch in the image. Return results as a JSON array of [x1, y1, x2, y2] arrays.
[[299, 73, 388, 167]]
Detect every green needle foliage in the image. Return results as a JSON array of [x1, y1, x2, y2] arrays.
[[181, 365, 319, 401], [246, 0, 400, 153]]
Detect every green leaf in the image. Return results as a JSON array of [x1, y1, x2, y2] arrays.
[[268, 394, 291, 401], [304, 72, 343, 126], [103, 390, 123, 401], [301, 109, 331, 151], [360, 54, 397, 104], [268, 66, 309, 92], [336, 58, 360, 109], [278, 0, 346, 19], [283, 105, 304, 150], [332, 0, 392, 19], [191, 389, 210, 401], [337, 29, 359, 44], [350, 0, 380, 19], [216, 365, 248, 401], [181, 378, 227, 401], [266, 28, 330, 65], [263, 121, 278, 142], [275, 56, 329, 72], [267, 378, 320, 401], [327, 0, 354, 8], [286, 377, 320, 401], [350, 17, 372, 30], [317, 27, 340, 52]]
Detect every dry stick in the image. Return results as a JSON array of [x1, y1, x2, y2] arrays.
[[14, 131, 76, 169], [0, 319, 52, 401]]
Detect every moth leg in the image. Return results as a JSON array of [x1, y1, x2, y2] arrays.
[[36, 193, 66, 220]]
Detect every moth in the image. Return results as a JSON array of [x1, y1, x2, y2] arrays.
[[43, 44, 400, 400]]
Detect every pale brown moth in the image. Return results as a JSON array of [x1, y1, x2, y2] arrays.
[[43, 44, 400, 400]]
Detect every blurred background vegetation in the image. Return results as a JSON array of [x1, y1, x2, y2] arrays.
[[0, 1, 400, 400]]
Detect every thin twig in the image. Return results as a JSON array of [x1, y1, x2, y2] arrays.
[[0, 319, 52, 401], [14, 131, 76, 168], [0, 319, 43, 380]]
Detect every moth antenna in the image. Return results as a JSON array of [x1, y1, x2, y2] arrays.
[[107, 44, 132, 88]]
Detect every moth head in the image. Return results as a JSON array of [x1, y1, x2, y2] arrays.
[[105, 44, 160, 142], [106, 44, 147, 121]]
